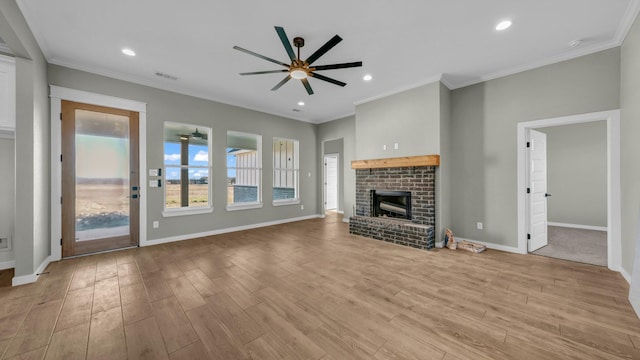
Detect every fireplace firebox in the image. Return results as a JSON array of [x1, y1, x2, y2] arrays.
[[372, 190, 412, 220]]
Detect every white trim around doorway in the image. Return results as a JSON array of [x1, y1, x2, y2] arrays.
[[516, 109, 621, 272], [49, 86, 148, 262]]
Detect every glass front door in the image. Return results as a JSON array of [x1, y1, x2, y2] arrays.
[[61, 101, 139, 257]]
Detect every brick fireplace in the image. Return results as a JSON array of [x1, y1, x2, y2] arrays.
[[349, 155, 438, 250]]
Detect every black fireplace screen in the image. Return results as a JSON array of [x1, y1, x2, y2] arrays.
[[372, 190, 412, 220]]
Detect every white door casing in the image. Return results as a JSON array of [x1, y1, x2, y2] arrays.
[[528, 129, 548, 252], [324, 155, 338, 211]]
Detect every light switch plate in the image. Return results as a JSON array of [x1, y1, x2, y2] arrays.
[[149, 169, 159, 177]]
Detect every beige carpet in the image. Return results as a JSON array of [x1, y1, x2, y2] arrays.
[[532, 226, 607, 266]]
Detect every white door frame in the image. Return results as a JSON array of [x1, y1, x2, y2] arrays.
[[50, 86, 147, 261], [324, 153, 339, 212], [517, 109, 621, 271]]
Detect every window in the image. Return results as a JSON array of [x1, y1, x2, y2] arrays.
[[226, 131, 262, 210], [273, 138, 299, 205], [163, 122, 212, 216]]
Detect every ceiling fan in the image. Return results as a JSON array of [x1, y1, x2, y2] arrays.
[[233, 26, 363, 95]]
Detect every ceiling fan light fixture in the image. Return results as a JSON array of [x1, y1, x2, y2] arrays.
[[290, 69, 307, 79], [192, 128, 203, 140]]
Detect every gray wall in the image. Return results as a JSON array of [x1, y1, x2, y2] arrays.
[[48, 64, 318, 241], [0, 138, 14, 263], [355, 82, 440, 160], [537, 122, 607, 228], [621, 13, 640, 278], [0, 1, 50, 278], [316, 116, 356, 219], [323, 138, 344, 213], [450, 48, 620, 247]]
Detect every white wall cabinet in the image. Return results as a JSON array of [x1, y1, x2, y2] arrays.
[[0, 55, 16, 131]]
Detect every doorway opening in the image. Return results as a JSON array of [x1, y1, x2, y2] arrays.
[[517, 110, 621, 271], [324, 154, 339, 213], [527, 123, 608, 266], [50, 86, 148, 262], [61, 100, 140, 257]]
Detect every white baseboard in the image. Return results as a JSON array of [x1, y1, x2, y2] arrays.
[[12, 256, 51, 286], [0, 260, 15, 270], [146, 215, 323, 246], [620, 266, 632, 284], [455, 237, 524, 254], [342, 217, 350, 224], [547, 222, 608, 232], [337, 210, 344, 214]]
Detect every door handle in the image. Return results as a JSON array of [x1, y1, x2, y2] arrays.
[[127, 194, 139, 199], [545, 193, 552, 197]]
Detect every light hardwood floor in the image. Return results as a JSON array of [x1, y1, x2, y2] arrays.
[[1, 213, 639, 359]]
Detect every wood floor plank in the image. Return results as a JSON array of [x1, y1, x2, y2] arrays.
[[185, 304, 249, 360], [87, 307, 127, 360], [120, 283, 154, 325], [4, 300, 63, 358], [69, 265, 97, 291], [124, 317, 169, 360], [205, 292, 265, 345], [166, 276, 206, 311], [183, 269, 219, 298], [45, 323, 89, 360], [4, 346, 48, 360], [168, 340, 211, 360], [246, 301, 325, 359], [56, 286, 94, 331], [245, 332, 301, 360], [92, 276, 120, 314], [151, 297, 199, 353]]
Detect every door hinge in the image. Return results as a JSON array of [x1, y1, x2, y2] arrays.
[[527, 233, 531, 240], [60, 154, 62, 162], [60, 196, 62, 205], [526, 141, 530, 148], [60, 238, 62, 246], [60, 113, 62, 120], [526, 187, 530, 194]]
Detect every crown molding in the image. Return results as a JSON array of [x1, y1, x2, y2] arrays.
[[353, 74, 444, 106]]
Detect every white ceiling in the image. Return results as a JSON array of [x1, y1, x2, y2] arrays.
[[16, 0, 640, 124]]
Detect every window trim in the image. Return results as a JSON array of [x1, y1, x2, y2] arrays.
[[226, 131, 262, 210], [272, 137, 300, 204], [162, 122, 213, 215]]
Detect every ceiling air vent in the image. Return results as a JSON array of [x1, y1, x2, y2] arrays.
[[155, 71, 178, 81], [292, 109, 302, 112]]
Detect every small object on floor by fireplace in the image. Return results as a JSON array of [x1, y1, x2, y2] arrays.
[[457, 241, 487, 253], [444, 228, 456, 250]]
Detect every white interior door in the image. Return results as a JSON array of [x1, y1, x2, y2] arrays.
[[528, 129, 549, 252], [324, 155, 338, 211]]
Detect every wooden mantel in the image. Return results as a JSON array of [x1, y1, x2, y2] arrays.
[[351, 155, 440, 169]]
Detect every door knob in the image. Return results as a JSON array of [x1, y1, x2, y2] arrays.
[[545, 193, 552, 197]]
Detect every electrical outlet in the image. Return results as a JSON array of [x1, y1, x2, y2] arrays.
[[383, 144, 387, 150], [476, 222, 483, 230], [301, 205, 304, 210], [153, 221, 159, 229], [394, 142, 399, 150]]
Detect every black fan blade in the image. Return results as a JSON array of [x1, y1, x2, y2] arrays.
[[233, 46, 289, 68], [301, 78, 314, 95], [305, 35, 342, 65], [275, 26, 297, 62], [271, 75, 292, 91], [240, 70, 289, 75], [312, 62, 363, 71], [310, 73, 346, 87]]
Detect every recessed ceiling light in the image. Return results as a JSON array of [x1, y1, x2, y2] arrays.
[[496, 20, 512, 31], [363, 74, 373, 81], [298, 101, 305, 106], [121, 48, 136, 56]]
